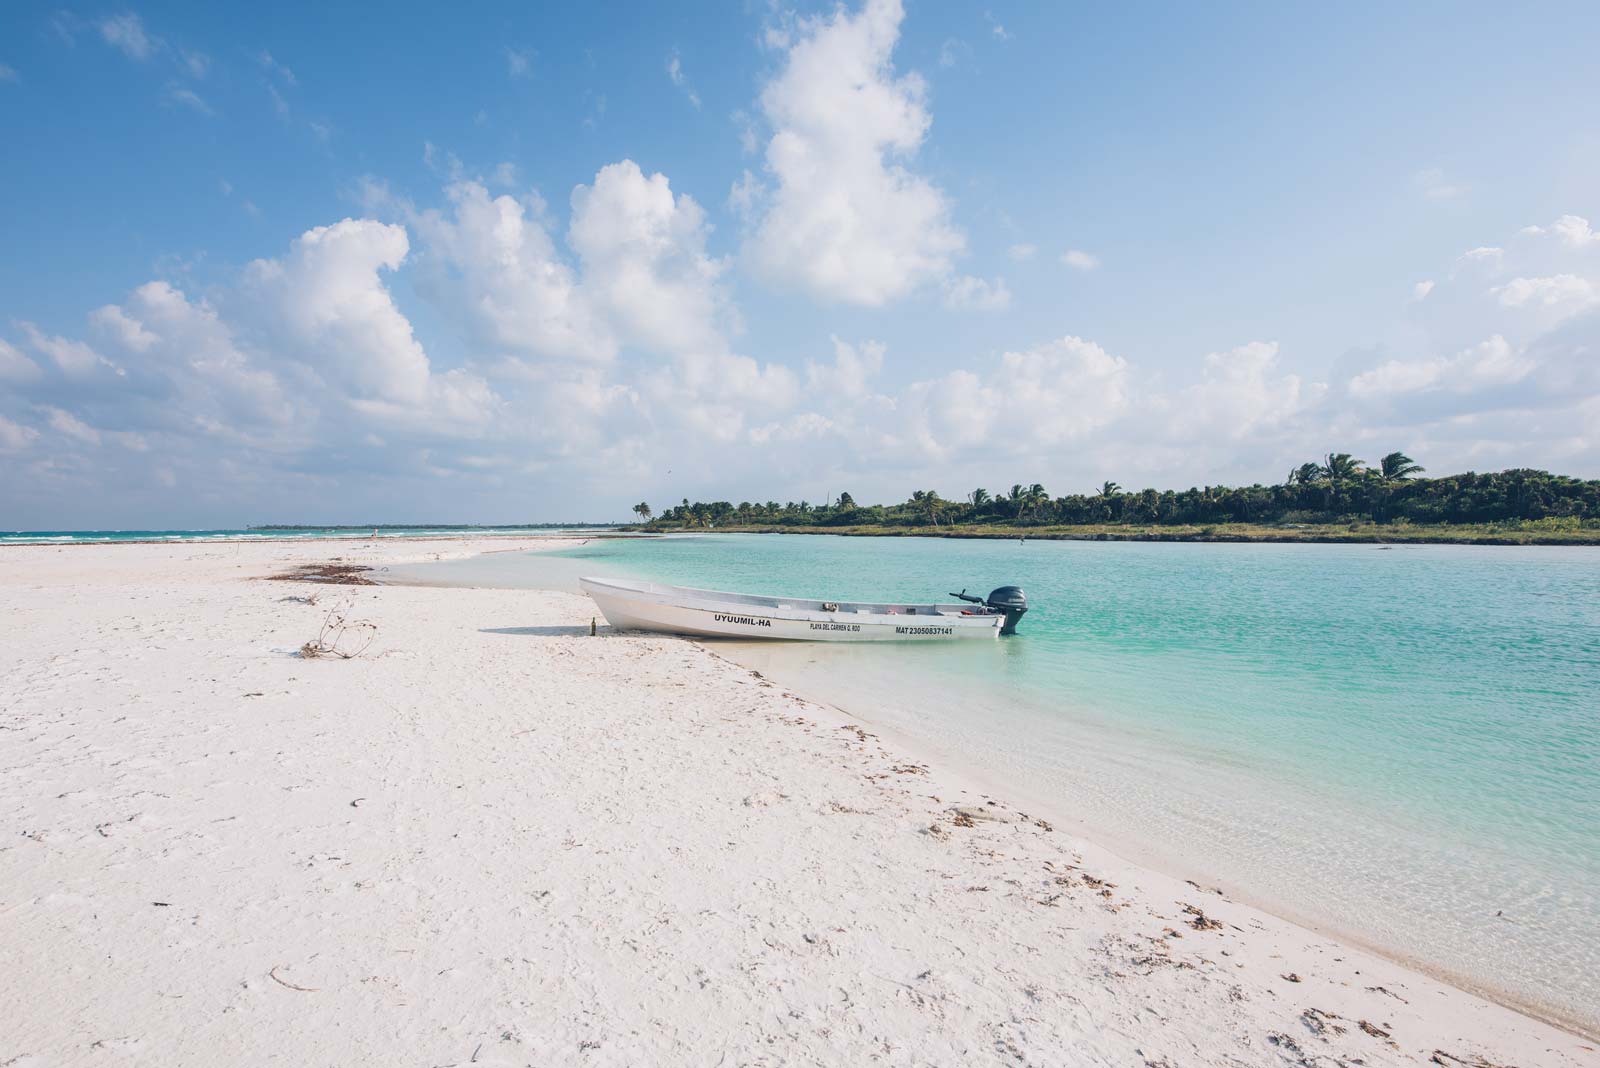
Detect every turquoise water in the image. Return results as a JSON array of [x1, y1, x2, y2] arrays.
[[394, 533, 1600, 1032], [0, 527, 600, 545]]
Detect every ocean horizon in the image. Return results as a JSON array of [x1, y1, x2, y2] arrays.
[[0, 526, 612, 545]]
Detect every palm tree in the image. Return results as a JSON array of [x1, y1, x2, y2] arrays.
[[1380, 452, 1425, 480], [1323, 453, 1364, 484], [912, 490, 946, 526], [837, 491, 855, 509], [1097, 481, 1122, 521], [968, 488, 991, 508], [632, 502, 653, 523], [1006, 483, 1027, 519], [1288, 463, 1322, 487], [1321, 453, 1365, 511], [1024, 483, 1049, 521]]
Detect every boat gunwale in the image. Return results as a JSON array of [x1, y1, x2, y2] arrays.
[[578, 575, 1002, 627]]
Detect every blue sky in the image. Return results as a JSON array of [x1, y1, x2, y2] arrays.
[[3, 1, 1599, 526]]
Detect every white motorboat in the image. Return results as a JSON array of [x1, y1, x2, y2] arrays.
[[579, 576, 1028, 641]]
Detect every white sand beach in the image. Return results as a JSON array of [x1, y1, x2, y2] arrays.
[[2, 537, 1595, 1067]]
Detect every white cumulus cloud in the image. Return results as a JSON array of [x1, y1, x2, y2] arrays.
[[900, 336, 1128, 460], [569, 161, 729, 356], [744, 0, 963, 306], [244, 219, 435, 405], [1520, 214, 1599, 248], [1348, 335, 1536, 400], [411, 180, 611, 363], [1172, 342, 1319, 441], [20, 322, 116, 377], [942, 275, 1012, 311], [1491, 274, 1596, 310], [806, 336, 885, 400], [0, 338, 42, 380]]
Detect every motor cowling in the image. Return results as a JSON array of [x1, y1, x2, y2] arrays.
[[985, 585, 1028, 635]]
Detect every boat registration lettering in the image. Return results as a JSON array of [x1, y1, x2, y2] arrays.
[[895, 625, 954, 636], [713, 613, 771, 628], [810, 622, 861, 632]]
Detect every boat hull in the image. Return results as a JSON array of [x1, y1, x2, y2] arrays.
[[581, 578, 1003, 641]]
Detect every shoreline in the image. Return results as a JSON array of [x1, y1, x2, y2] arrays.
[[700, 641, 1595, 1044], [3, 536, 1596, 1063]]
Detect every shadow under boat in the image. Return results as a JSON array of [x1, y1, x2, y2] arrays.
[[479, 625, 596, 637]]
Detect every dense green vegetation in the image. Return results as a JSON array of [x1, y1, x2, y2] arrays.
[[635, 454, 1600, 543]]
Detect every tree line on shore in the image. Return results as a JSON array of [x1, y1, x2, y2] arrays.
[[631, 454, 1600, 530]]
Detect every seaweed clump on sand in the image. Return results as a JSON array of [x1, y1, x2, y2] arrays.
[[270, 562, 378, 586]]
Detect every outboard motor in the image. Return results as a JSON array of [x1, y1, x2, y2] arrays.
[[985, 586, 1028, 635], [950, 585, 1029, 635]]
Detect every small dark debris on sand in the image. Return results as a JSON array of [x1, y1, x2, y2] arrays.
[[270, 563, 377, 586], [1430, 1051, 1512, 1068], [1366, 984, 1409, 1003], [1301, 1007, 1346, 1036], [1266, 1032, 1303, 1055]]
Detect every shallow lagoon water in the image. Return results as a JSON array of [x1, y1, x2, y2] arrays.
[[391, 532, 1600, 1032]]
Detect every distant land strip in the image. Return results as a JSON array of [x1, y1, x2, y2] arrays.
[[626, 462, 1600, 546], [632, 522, 1600, 546]]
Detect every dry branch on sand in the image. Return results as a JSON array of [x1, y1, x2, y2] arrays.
[[267, 966, 318, 993], [298, 606, 377, 660]]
